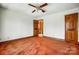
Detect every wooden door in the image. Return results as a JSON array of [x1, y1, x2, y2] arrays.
[[33, 19, 43, 36], [33, 20, 39, 36], [65, 13, 78, 44]]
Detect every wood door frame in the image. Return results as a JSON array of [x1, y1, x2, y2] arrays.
[[33, 19, 43, 37]]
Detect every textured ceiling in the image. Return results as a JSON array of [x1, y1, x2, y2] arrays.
[[1, 3, 79, 17]]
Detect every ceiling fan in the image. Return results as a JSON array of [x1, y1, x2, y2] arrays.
[[28, 3, 48, 13], [0, 4, 7, 9]]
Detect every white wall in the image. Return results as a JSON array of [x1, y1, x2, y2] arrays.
[[0, 9, 2, 40], [0, 8, 34, 41], [40, 7, 79, 40], [0, 7, 79, 42]]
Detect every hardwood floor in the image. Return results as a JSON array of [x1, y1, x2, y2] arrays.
[[0, 36, 79, 55]]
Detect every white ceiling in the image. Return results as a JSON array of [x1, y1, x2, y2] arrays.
[[1, 3, 79, 17]]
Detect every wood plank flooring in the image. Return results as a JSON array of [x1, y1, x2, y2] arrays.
[[0, 36, 79, 55]]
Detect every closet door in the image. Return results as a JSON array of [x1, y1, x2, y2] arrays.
[[65, 13, 78, 44]]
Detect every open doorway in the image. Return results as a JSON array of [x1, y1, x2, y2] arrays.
[[33, 19, 43, 37]]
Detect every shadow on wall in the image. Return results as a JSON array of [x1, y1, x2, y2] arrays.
[[0, 5, 7, 40]]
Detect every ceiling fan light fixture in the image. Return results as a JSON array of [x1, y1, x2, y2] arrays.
[[28, 3, 48, 13]]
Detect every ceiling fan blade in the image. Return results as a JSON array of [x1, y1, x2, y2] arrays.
[[42, 10, 45, 13], [40, 3, 48, 8], [40, 9, 45, 13], [32, 10, 36, 13], [0, 4, 7, 9], [28, 4, 36, 8]]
